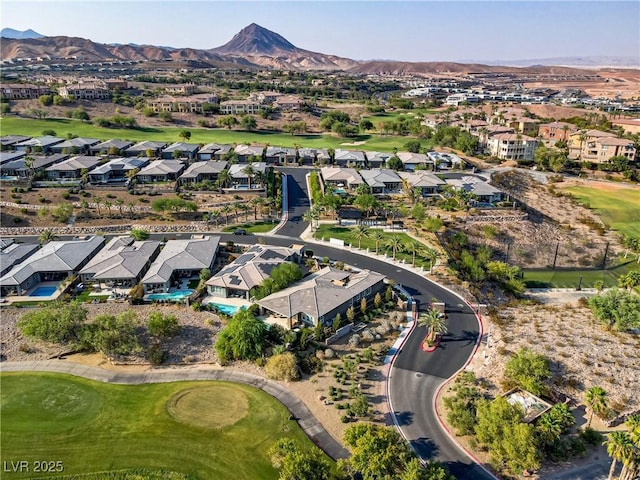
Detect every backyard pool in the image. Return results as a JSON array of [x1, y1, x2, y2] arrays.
[[147, 289, 194, 301], [209, 302, 245, 316], [30, 286, 57, 297]]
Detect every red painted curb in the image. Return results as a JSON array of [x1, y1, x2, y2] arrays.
[[420, 334, 440, 352]]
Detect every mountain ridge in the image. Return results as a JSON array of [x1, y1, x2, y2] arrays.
[[1, 28, 44, 39]]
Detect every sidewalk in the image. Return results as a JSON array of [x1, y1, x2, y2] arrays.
[[0, 360, 349, 461]]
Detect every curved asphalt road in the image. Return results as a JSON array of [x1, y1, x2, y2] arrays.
[[5, 168, 492, 479]]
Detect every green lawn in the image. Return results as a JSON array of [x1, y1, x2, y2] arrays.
[[313, 224, 435, 268], [564, 185, 640, 238], [222, 220, 278, 233], [0, 373, 327, 479], [0, 117, 411, 153], [523, 259, 639, 289]]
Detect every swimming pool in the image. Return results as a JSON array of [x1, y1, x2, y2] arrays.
[[30, 286, 57, 297], [209, 302, 245, 316], [147, 289, 194, 301]]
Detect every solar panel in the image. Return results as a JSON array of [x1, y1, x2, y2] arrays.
[[229, 275, 242, 286]]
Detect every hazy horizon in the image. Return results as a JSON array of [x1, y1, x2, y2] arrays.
[[2, 1, 639, 63]]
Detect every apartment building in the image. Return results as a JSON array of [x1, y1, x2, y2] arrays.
[[487, 133, 538, 161]]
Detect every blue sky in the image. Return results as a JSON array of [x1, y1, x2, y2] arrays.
[[2, 1, 639, 62]]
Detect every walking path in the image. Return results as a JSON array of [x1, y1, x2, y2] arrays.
[[0, 360, 350, 461]]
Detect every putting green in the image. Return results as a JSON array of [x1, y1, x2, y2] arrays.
[[167, 385, 249, 429]]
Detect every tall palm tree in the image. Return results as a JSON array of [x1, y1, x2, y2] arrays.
[[405, 240, 423, 267], [622, 414, 640, 480], [38, 229, 57, 244], [372, 230, 385, 255], [232, 202, 241, 221], [216, 169, 231, 189], [351, 224, 370, 249], [221, 205, 232, 225], [238, 203, 250, 222], [243, 164, 255, 190], [250, 197, 264, 220], [418, 308, 447, 343], [605, 431, 634, 480], [115, 199, 124, 217], [585, 386, 608, 427], [104, 200, 112, 218], [385, 236, 404, 260], [209, 209, 221, 226], [93, 196, 102, 216]]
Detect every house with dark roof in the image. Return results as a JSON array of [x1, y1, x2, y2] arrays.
[[178, 161, 228, 185], [88, 157, 148, 184], [205, 245, 302, 300], [427, 151, 464, 170], [0, 135, 31, 148], [79, 236, 161, 289], [14, 136, 65, 154], [49, 137, 100, 155], [333, 149, 366, 167], [45, 156, 102, 180], [257, 267, 386, 329], [320, 167, 364, 192], [234, 144, 264, 162], [228, 162, 267, 186], [265, 146, 296, 164], [397, 171, 446, 196], [0, 240, 39, 276], [0, 154, 69, 178], [142, 236, 220, 293], [135, 160, 185, 183], [89, 139, 134, 156], [0, 151, 26, 166], [364, 151, 392, 168], [359, 169, 402, 195], [123, 141, 168, 158], [0, 236, 105, 296], [161, 142, 200, 160], [445, 176, 505, 204]]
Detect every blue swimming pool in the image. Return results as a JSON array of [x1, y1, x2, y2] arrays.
[[209, 302, 245, 316], [30, 286, 57, 297], [147, 289, 194, 301]]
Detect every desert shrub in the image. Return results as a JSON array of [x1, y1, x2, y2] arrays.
[[265, 352, 299, 381]]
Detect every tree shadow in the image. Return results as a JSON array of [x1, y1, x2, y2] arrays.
[[393, 410, 414, 426], [411, 436, 439, 459], [439, 330, 478, 349]]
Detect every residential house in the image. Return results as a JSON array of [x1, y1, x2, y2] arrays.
[[315, 149, 331, 165], [148, 94, 218, 113], [273, 95, 303, 111], [178, 161, 228, 185], [421, 114, 448, 129], [537, 122, 577, 144], [45, 156, 102, 180], [257, 267, 386, 329], [320, 167, 364, 193], [0, 236, 105, 296], [135, 160, 185, 183], [123, 141, 168, 158], [462, 119, 489, 135], [89, 139, 134, 156], [49, 137, 100, 155], [333, 149, 366, 167], [568, 130, 636, 162], [14, 136, 64, 154], [79, 236, 161, 289], [234, 144, 264, 162], [364, 151, 392, 168], [0, 135, 31, 148], [397, 152, 430, 171], [359, 169, 402, 195], [197, 143, 232, 161], [0, 154, 68, 178], [476, 125, 515, 150], [163, 84, 197, 95], [508, 117, 539, 137], [0, 151, 26, 166], [88, 157, 148, 184], [446, 176, 505, 204], [142, 236, 220, 294], [0, 83, 50, 100], [228, 162, 267, 186], [297, 148, 317, 165], [219, 100, 261, 115], [248, 91, 282, 104], [161, 142, 200, 160], [0, 240, 39, 277], [265, 146, 296, 164], [427, 151, 464, 170], [487, 133, 538, 161], [206, 244, 303, 300], [397, 171, 446, 196], [58, 83, 110, 100]]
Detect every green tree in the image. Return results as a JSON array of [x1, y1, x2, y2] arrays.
[[215, 309, 268, 364], [240, 115, 257, 130], [199, 268, 212, 282], [503, 348, 550, 396], [371, 229, 385, 255], [374, 292, 382, 309], [588, 289, 640, 331], [218, 116, 239, 129], [269, 438, 331, 480], [346, 305, 356, 323], [179, 130, 191, 141], [147, 312, 180, 338], [418, 307, 447, 344], [51, 203, 73, 223], [360, 297, 368, 316], [585, 386, 608, 427], [353, 193, 379, 218], [38, 229, 57, 244], [387, 155, 403, 171], [359, 118, 374, 132], [85, 310, 140, 356], [400, 458, 454, 480], [129, 228, 150, 241], [385, 236, 404, 260], [604, 431, 634, 480], [404, 140, 422, 153], [18, 302, 87, 345], [351, 224, 370, 249]]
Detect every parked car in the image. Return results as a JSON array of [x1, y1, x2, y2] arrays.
[[233, 228, 247, 235]]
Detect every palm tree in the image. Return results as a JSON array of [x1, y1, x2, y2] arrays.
[[372, 229, 385, 255], [622, 414, 640, 480], [238, 203, 250, 222], [537, 412, 563, 445], [605, 431, 634, 480], [208, 209, 221, 226], [418, 307, 447, 344], [232, 202, 242, 221], [115, 199, 124, 217], [385, 236, 404, 260], [221, 205, 232, 225], [423, 247, 439, 273], [405, 240, 423, 267], [93, 196, 102, 216], [80, 200, 89, 219], [127, 201, 135, 219], [243, 164, 255, 190], [38, 229, 57, 244], [104, 200, 112, 218], [351, 224, 370, 249], [217, 169, 231, 189], [250, 197, 264, 220], [585, 386, 608, 427]]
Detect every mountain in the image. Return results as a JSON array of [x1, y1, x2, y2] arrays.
[[478, 56, 640, 68], [347, 61, 597, 76], [1, 28, 44, 39], [210, 23, 359, 70]]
